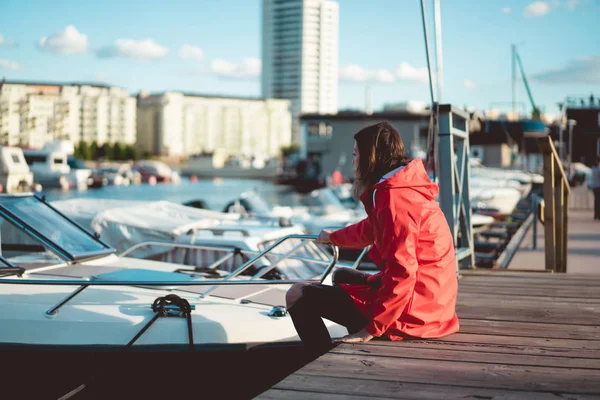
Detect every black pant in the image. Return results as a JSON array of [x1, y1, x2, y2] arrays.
[[594, 189, 600, 220], [288, 268, 369, 352]]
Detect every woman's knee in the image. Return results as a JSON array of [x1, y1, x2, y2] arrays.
[[286, 282, 311, 308]]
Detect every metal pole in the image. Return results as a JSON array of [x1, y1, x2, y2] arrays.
[[558, 103, 565, 161], [567, 119, 576, 172], [433, 0, 443, 103], [512, 44, 517, 119], [420, 0, 436, 105]]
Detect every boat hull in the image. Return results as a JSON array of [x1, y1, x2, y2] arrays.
[[2, 342, 319, 399]]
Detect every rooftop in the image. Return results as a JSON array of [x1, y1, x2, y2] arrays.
[[301, 110, 431, 121], [140, 91, 287, 102], [0, 79, 119, 90]]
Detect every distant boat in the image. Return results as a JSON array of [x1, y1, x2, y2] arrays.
[[0, 146, 36, 193], [181, 153, 280, 180]]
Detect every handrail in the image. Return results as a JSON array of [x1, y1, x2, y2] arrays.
[[0, 235, 339, 287], [0, 234, 339, 316], [537, 137, 571, 196], [119, 241, 334, 267], [200, 234, 338, 297], [536, 136, 570, 273]]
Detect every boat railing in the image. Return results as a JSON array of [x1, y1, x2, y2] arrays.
[[0, 235, 340, 314], [119, 240, 334, 269]]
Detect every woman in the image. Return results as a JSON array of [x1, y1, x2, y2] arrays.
[[591, 156, 600, 220], [286, 121, 459, 352]]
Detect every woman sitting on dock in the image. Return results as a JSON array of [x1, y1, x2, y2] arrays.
[[286, 121, 459, 352]]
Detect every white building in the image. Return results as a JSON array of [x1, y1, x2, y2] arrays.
[[136, 92, 292, 158], [0, 80, 136, 149], [300, 111, 431, 179], [262, 0, 339, 143]]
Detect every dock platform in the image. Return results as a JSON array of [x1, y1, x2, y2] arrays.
[[259, 210, 600, 399]]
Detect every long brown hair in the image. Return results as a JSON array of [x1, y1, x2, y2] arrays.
[[353, 121, 410, 197]]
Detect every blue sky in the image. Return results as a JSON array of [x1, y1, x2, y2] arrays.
[[0, 0, 599, 117]]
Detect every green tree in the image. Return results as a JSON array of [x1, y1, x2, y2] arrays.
[[124, 144, 139, 161], [113, 142, 126, 161], [90, 141, 99, 160], [280, 144, 299, 158], [79, 141, 91, 160], [102, 143, 114, 160]]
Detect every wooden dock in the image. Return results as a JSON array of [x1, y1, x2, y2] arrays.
[[258, 210, 600, 399]]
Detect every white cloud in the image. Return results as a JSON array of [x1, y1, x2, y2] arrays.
[[97, 39, 168, 60], [464, 80, 477, 89], [524, 2, 551, 17], [339, 65, 395, 83], [0, 34, 17, 47], [566, 0, 579, 10], [0, 59, 22, 70], [532, 55, 600, 84], [38, 25, 88, 54], [339, 62, 428, 84], [502, 7, 512, 14], [396, 62, 429, 83], [94, 72, 109, 82], [179, 44, 204, 62], [210, 57, 261, 79]]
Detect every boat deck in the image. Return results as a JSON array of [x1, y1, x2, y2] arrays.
[[259, 209, 600, 399]]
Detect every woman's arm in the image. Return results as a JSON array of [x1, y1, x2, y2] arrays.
[[328, 216, 375, 249]]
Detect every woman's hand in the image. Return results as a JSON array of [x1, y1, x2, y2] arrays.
[[316, 229, 333, 244], [333, 328, 374, 344]]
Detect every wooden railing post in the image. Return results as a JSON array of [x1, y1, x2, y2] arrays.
[[554, 172, 564, 273], [537, 137, 571, 273], [542, 152, 556, 271]]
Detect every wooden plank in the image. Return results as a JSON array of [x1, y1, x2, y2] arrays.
[[458, 286, 600, 300], [263, 375, 595, 400], [458, 318, 600, 340], [330, 343, 600, 369], [291, 353, 600, 394], [455, 297, 600, 326], [458, 291, 600, 304], [459, 274, 600, 284], [388, 332, 600, 350], [456, 305, 598, 326]]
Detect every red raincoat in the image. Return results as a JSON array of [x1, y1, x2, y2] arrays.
[[330, 159, 459, 340]]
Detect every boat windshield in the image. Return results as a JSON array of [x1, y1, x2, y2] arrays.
[[258, 238, 330, 280], [0, 195, 112, 263], [241, 192, 273, 214], [304, 189, 346, 213]]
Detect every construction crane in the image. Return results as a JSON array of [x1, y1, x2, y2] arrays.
[[512, 44, 542, 120]]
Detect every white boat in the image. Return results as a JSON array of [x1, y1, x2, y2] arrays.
[[470, 186, 523, 218], [0, 146, 35, 193], [220, 189, 367, 235], [22, 148, 73, 190], [52, 198, 329, 280], [134, 160, 181, 184], [0, 194, 348, 398]]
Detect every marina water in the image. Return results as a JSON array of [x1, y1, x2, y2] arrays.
[[43, 178, 304, 211]]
